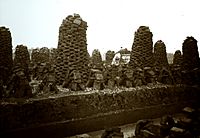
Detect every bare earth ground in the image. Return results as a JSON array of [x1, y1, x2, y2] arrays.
[[67, 119, 157, 138], [68, 114, 183, 138]]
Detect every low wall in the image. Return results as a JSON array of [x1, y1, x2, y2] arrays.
[[0, 84, 200, 137]]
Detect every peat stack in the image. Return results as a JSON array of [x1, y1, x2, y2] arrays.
[[153, 40, 169, 69], [182, 36, 200, 71], [14, 45, 30, 80], [31, 48, 40, 64], [55, 14, 89, 85], [39, 47, 50, 63], [91, 49, 103, 68], [0, 26, 13, 84], [105, 50, 115, 65], [173, 50, 183, 66], [129, 26, 154, 68]]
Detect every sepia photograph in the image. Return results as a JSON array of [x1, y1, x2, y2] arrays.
[[0, 0, 200, 137]]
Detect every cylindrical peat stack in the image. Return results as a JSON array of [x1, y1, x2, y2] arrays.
[[173, 50, 183, 66], [55, 14, 89, 85], [0, 26, 13, 84], [182, 36, 200, 70], [129, 26, 153, 68], [153, 40, 169, 69], [105, 50, 115, 65], [14, 45, 30, 80], [91, 49, 103, 68]]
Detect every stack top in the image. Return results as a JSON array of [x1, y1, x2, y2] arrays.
[[0, 26, 10, 31], [174, 50, 181, 55], [184, 36, 197, 44], [16, 44, 27, 48], [137, 26, 151, 33], [61, 13, 87, 28], [154, 40, 166, 49], [155, 40, 164, 44], [117, 48, 131, 55]]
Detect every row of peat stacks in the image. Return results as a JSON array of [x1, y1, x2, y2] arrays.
[[101, 106, 200, 138], [1, 14, 200, 98]]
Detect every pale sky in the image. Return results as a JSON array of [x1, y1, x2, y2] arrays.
[[0, 0, 200, 55]]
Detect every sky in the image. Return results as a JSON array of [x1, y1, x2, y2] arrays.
[[0, 0, 200, 56]]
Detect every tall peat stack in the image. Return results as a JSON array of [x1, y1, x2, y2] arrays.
[[173, 50, 183, 66], [153, 40, 169, 69], [14, 45, 30, 80], [0, 27, 13, 84], [56, 14, 89, 85], [182, 36, 200, 70], [129, 26, 153, 68]]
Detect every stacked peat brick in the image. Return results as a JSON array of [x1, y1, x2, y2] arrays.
[[129, 26, 154, 68], [55, 14, 89, 85], [0, 27, 13, 84], [14, 45, 30, 80], [153, 40, 169, 69]]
